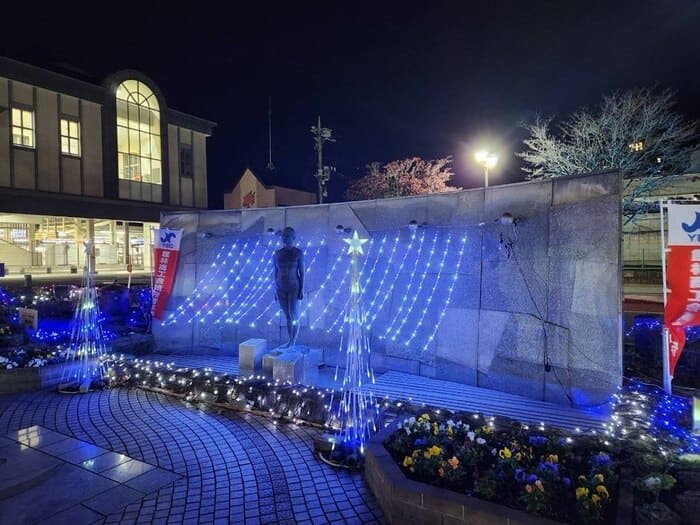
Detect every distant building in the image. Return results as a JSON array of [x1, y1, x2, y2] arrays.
[[0, 56, 215, 275], [624, 150, 700, 269], [224, 168, 316, 209]]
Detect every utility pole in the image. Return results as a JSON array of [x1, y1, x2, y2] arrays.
[[311, 116, 335, 204]]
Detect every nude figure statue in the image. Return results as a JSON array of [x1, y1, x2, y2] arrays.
[[273, 227, 304, 347]]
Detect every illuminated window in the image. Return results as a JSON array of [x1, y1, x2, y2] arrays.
[[11, 107, 35, 148], [116, 80, 161, 184], [629, 141, 644, 152], [180, 144, 193, 178], [60, 118, 81, 156]]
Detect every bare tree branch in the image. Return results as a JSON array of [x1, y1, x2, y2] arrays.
[[517, 88, 699, 222]]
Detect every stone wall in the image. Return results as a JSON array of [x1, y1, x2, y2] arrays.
[[154, 172, 622, 406]]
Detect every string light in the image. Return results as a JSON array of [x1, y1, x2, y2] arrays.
[[366, 230, 420, 329]]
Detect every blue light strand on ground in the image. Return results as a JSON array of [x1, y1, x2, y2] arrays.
[[625, 316, 700, 344], [605, 379, 700, 454]]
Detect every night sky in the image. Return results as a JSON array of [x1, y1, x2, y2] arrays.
[[2, 1, 699, 208]]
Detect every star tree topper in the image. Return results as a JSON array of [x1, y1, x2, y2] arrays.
[[343, 230, 369, 255]]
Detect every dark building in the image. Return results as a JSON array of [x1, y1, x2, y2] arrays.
[[0, 56, 215, 274]]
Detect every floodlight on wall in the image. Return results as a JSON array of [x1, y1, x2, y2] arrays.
[[500, 212, 514, 226], [266, 228, 276, 235], [336, 225, 344, 234], [198, 232, 212, 239], [408, 220, 418, 231]]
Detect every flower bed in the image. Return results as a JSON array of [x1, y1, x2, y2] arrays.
[[383, 412, 620, 524]]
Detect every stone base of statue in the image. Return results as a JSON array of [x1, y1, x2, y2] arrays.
[[238, 338, 267, 372], [260, 345, 324, 385], [262, 349, 285, 375], [273, 351, 305, 384]]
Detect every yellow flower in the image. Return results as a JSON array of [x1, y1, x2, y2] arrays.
[[429, 445, 442, 457], [515, 452, 522, 462], [535, 480, 544, 492], [525, 484, 533, 493], [499, 447, 512, 459], [596, 485, 609, 498], [432, 422, 439, 436], [448, 456, 459, 470], [594, 473, 604, 484], [402, 456, 413, 467], [576, 487, 589, 500], [591, 494, 601, 505], [481, 425, 494, 434], [447, 426, 453, 436], [418, 413, 430, 422]]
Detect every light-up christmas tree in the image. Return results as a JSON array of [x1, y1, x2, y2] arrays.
[[59, 241, 107, 392], [322, 230, 378, 467]]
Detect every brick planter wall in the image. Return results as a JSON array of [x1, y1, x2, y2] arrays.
[[364, 422, 562, 525], [0, 362, 72, 394], [365, 421, 634, 525]]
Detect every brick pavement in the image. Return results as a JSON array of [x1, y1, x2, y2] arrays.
[[0, 388, 386, 524]]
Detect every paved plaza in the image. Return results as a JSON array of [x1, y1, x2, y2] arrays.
[[0, 388, 386, 524]]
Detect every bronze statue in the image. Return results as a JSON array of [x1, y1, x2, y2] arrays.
[[273, 227, 304, 347]]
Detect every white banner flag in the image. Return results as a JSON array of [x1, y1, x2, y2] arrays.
[[667, 204, 700, 246]]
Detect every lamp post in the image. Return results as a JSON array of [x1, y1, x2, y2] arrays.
[[475, 150, 498, 188]]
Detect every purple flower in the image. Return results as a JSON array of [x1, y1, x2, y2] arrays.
[[538, 461, 559, 475], [562, 477, 571, 488], [515, 468, 525, 482], [414, 437, 428, 447], [528, 435, 548, 446], [594, 452, 611, 466], [527, 474, 538, 484]]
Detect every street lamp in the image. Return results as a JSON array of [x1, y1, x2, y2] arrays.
[[475, 150, 498, 187]]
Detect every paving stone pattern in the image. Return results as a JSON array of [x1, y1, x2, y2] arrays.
[[0, 388, 385, 524]]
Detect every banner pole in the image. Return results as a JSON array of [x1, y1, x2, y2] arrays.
[[660, 200, 672, 394]]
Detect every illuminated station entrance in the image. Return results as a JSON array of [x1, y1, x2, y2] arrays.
[[0, 213, 158, 275]]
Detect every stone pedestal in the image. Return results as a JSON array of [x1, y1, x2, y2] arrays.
[[239, 338, 267, 370], [273, 352, 304, 384], [297, 346, 323, 368], [262, 349, 285, 374]]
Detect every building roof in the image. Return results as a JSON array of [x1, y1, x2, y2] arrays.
[[0, 56, 216, 135], [229, 166, 315, 195]]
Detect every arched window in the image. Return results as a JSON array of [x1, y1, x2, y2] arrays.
[[116, 80, 161, 184]]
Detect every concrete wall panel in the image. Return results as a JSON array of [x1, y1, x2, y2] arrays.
[[156, 172, 622, 406]]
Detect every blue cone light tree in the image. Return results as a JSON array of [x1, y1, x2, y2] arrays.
[[329, 230, 378, 461], [60, 241, 107, 392]]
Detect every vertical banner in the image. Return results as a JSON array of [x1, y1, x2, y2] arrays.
[[151, 229, 183, 319], [664, 204, 700, 377]]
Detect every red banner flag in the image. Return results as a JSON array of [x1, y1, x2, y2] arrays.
[[152, 229, 183, 319], [664, 204, 700, 377]]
